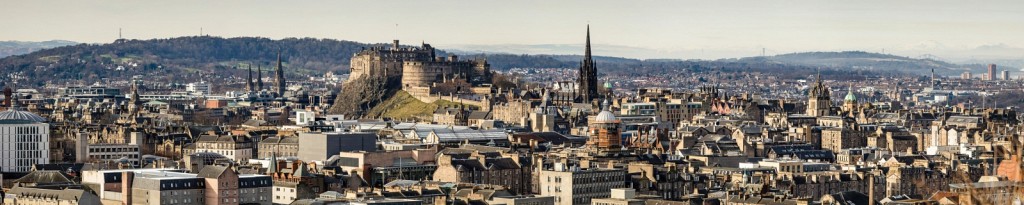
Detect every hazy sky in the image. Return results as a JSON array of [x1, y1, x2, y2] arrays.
[[2, 0, 1022, 59]]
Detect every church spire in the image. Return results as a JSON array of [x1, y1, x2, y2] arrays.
[[577, 24, 598, 104], [257, 65, 264, 91], [585, 24, 592, 61], [275, 50, 286, 96], [247, 64, 254, 92]]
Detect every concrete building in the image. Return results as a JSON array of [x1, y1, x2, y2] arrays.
[[987, 64, 998, 81], [328, 149, 437, 187], [129, 170, 208, 204], [298, 132, 377, 162], [539, 164, 627, 205], [57, 85, 122, 99], [81, 143, 142, 166], [186, 82, 212, 96], [489, 195, 556, 205], [0, 108, 50, 172], [295, 110, 316, 126], [590, 188, 643, 205], [81, 167, 272, 205], [620, 103, 656, 116]]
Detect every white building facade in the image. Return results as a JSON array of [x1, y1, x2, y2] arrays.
[[0, 109, 50, 172]]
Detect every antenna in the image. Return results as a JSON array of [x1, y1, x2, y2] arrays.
[[200, 27, 203, 36], [118, 28, 122, 39]]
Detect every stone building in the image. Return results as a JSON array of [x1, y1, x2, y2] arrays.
[[193, 134, 255, 163], [348, 40, 437, 82], [806, 74, 832, 117], [197, 165, 273, 205], [267, 160, 325, 204], [626, 162, 684, 200], [492, 101, 528, 125], [577, 25, 600, 104], [327, 148, 437, 187], [258, 135, 298, 159], [401, 56, 490, 91], [433, 146, 532, 195], [588, 100, 622, 153], [347, 39, 491, 96], [3, 186, 101, 205], [821, 127, 864, 152]]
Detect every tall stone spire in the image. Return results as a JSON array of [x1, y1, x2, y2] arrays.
[[257, 65, 264, 91], [246, 64, 254, 92], [275, 50, 286, 96], [577, 24, 598, 104], [585, 24, 592, 61]]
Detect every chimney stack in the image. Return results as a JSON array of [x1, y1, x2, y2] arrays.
[[868, 173, 875, 205], [122, 171, 135, 205]]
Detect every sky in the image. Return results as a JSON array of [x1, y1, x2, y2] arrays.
[[2, 0, 1023, 60]]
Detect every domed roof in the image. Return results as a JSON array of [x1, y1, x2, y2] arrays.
[[603, 81, 613, 89], [0, 109, 47, 123], [845, 90, 857, 102], [594, 98, 617, 123], [595, 110, 617, 123]]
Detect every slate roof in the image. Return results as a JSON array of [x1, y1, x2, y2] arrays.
[[197, 165, 232, 178], [7, 186, 98, 202], [13, 170, 73, 186]]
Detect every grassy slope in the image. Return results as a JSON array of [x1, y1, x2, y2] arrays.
[[364, 90, 478, 121]]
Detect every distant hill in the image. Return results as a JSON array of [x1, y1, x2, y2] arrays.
[[754, 51, 1000, 76], [0, 40, 77, 58], [0, 36, 386, 86], [1, 36, 1002, 88], [465, 50, 1006, 77]]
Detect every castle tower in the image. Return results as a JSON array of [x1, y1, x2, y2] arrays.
[[806, 73, 831, 116], [275, 51, 286, 96], [246, 64, 255, 92], [577, 25, 599, 104]]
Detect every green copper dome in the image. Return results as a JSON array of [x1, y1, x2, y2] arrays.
[[603, 81, 613, 89], [844, 89, 857, 102]]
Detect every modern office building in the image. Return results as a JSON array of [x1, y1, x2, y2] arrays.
[[539, 164, 627, 205], [988, 64, 998, 81], [0, 108, 50, 172], [298, 132, 377, 162]]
